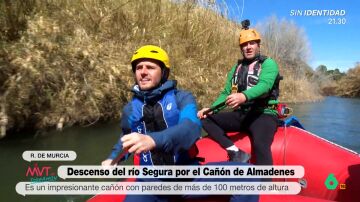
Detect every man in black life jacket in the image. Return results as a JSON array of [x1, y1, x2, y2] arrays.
[[198, 20, 280, 166]]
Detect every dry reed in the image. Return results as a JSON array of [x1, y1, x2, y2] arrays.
[[0, 0, 323, 135]]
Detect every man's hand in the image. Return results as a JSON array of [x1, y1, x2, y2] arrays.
[[121, 132, 156, 154], [101, 159, 113, 167], [225, 93, 247, 109], [197, 108, 212, 119]]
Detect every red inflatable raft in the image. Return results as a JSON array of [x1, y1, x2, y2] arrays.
[[88, 117, 360, 202]]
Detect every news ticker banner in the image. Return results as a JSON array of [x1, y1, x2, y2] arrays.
[[20, 150, 304, 196], [57, 165, 304, 179], [16, 181, 301, 196]]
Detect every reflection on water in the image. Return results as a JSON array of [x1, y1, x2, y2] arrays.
[[0, 96, 359, 202], [0, 122, 122, 202], [290, 96, 360, 153]]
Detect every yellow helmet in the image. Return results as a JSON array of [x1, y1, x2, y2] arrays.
[[239, 19, 261, 45], [131, 45, 170, 71]]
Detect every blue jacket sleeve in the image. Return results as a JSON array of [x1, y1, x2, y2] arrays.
[[107, 103, 132, 160], [148, 90, 201, 153]]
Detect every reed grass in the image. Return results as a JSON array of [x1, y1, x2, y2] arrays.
[[336, 63, 360, 97], [0, 0, 324, 135]]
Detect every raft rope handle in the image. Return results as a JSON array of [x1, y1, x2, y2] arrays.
[[283, 122, 287, 182]]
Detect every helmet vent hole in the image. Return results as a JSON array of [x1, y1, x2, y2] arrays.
[[150, 50, 158, 53]]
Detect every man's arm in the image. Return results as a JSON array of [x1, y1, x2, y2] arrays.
[[242, 58, 279, 101], [148, 91, 201, 153]]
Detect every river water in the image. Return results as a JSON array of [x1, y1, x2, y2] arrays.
[[0, 96, 359, 201], [289, 96, 360, 153]]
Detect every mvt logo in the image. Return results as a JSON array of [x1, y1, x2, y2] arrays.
[[26, 163, 57, 183], [26, 163, 52, 177]]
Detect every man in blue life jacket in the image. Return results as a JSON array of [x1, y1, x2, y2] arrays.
[[102, 45, 258, 202], [101, 45, 201, 167]]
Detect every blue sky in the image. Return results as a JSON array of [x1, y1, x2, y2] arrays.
[[222, 0, 360, 72]]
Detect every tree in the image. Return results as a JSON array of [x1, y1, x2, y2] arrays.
[[316, 65, 327, 73]]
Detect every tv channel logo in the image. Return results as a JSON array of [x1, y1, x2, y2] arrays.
[[325, 173, 346, 190]]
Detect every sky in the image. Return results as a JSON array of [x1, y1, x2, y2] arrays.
[[221, 0, 360, 72]]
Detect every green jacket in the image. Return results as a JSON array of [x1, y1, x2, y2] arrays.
[[212, 58, 279, 116]]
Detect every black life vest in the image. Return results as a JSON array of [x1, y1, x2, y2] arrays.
[[131, 90, 179, 165], [232, 55, 281, 106]]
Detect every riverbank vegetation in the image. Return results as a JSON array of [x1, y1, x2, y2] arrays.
[[0, 0, 355, 135], [256, 17, 322, 103], [335, 63, 360, 97], [311, 63, 360, 97], [312, 65, 345, 96]]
